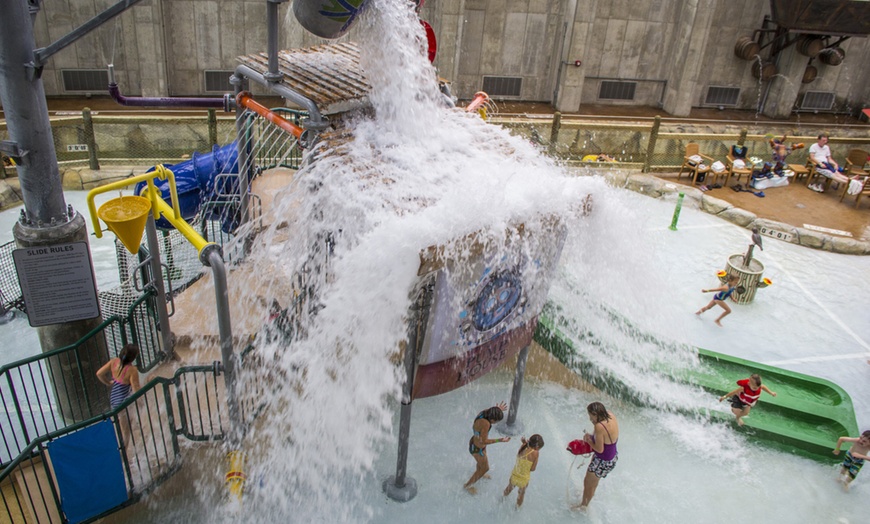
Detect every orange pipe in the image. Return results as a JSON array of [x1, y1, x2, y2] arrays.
[[465, 91, 489, 113], [236, 92, 304, 139]]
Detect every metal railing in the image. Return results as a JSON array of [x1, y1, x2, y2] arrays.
[[491, 114, 870, 173], [0, 364, 237, 523], [0, 284, 176, 466], [0, 108, 303, 173]]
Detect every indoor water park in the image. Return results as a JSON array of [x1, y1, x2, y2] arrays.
[[1, 1, 870, 523]]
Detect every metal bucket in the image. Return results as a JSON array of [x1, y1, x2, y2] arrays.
[[292, 0, 371, 39]]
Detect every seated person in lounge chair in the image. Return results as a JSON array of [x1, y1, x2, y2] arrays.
[[808, 134, 840, 192]]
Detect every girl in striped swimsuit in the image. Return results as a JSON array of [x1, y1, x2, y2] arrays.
[[97, 344, 141, 445], [97, 344, 141, 409]]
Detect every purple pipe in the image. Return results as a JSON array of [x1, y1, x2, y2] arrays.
[[108, 83, 233, 110], [107, 65, 232, 109]]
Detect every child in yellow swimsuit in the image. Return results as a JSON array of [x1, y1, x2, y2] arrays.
[[503, 434, 544, 508]]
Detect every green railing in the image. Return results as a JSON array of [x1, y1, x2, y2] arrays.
[[0, 286, 170, 467], [0, 364, 238, 523]]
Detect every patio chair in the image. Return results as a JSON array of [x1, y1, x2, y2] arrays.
[[840, 175, 870, 208], [843, 148, 869, 178], [677, 143, 714, 186], [725, 153, 752, 184], [837, 149, 870, 204]]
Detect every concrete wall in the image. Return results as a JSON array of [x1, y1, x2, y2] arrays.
[[33, 0, 870, 117]]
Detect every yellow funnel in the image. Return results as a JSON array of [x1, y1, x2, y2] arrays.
[[98, 196, 152, 254]]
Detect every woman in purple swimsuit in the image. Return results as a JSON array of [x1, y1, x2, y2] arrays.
[[575, 402, 619, 511]]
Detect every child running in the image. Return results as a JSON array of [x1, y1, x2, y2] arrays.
[[696, 274, 740, 326], [833, 430, 870, 490], [719, 373, 776, 426], [503, 434, 544, 508]]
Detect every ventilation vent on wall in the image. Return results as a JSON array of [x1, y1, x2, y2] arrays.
[[705, 86, 740, 107], [204, 71, 234, 93], [598, 81, 636, 100], [61, 70, 109, 92], [801, 91, 835, 110], [481, 76, 522, 97]]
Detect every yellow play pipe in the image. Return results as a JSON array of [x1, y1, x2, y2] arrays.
[[86, 165, 213, 255]]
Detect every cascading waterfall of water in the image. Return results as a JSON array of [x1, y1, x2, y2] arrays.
[[190, 0, 596, 520]]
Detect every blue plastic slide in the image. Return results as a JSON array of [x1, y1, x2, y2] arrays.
[[135, 143, 242, 231]]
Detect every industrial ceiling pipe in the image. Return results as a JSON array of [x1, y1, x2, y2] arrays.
[[108, 65, 234, 111]]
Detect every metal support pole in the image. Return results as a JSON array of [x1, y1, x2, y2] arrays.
[[207, 109, 218, 147], [143, 217, 175, 360], [643, 115, 661, 173], [231, 76, 251, 228], [3, 0, 108, 422], [498, 345, 529, 436], [384, 280, 434, 502], [203, 245, 242, 444], [82, 107, 100, 171], [264, 0, 288, 83], [548, 112, 561, 155], [0, 0, 67, 224]]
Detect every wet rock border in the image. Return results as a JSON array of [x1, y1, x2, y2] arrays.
[[605, 171, 870, 256]]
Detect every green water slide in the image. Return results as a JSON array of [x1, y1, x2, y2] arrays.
[[534, 315, 859, 462]]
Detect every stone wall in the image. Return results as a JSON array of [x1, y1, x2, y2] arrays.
[[30, 1, 870, 118]]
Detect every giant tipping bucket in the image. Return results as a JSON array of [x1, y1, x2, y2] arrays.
[[293, 0, 371, 39], [97, 195, 152, 254]]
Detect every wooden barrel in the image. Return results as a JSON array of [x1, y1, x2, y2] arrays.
[[751, 61, 777, 81], [802, 65, 818, 83], [796, 35, 824, 57], [734, 36, 760, 60], [819, 47, 845, 66]]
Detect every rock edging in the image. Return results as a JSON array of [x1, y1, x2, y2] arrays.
[[607, 172, 870, 256]]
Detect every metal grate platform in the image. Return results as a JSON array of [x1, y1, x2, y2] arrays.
[[238, 42, 371, 116]]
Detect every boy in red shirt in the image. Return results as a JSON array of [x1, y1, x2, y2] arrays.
[[718, 373, 777, 426]]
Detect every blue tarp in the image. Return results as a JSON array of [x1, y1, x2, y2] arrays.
[[46, 419, 127, 524]]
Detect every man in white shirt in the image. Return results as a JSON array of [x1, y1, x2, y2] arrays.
[[808, 134, 839, 192]]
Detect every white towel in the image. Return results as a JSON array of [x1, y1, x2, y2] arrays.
[[848, 178, 864, 195], [711, 161, 726, 173], [733, 159, 745, 169], [688, 154, 702, 165]]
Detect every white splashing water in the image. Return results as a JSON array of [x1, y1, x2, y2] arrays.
[[212, 1, 592, 521]]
